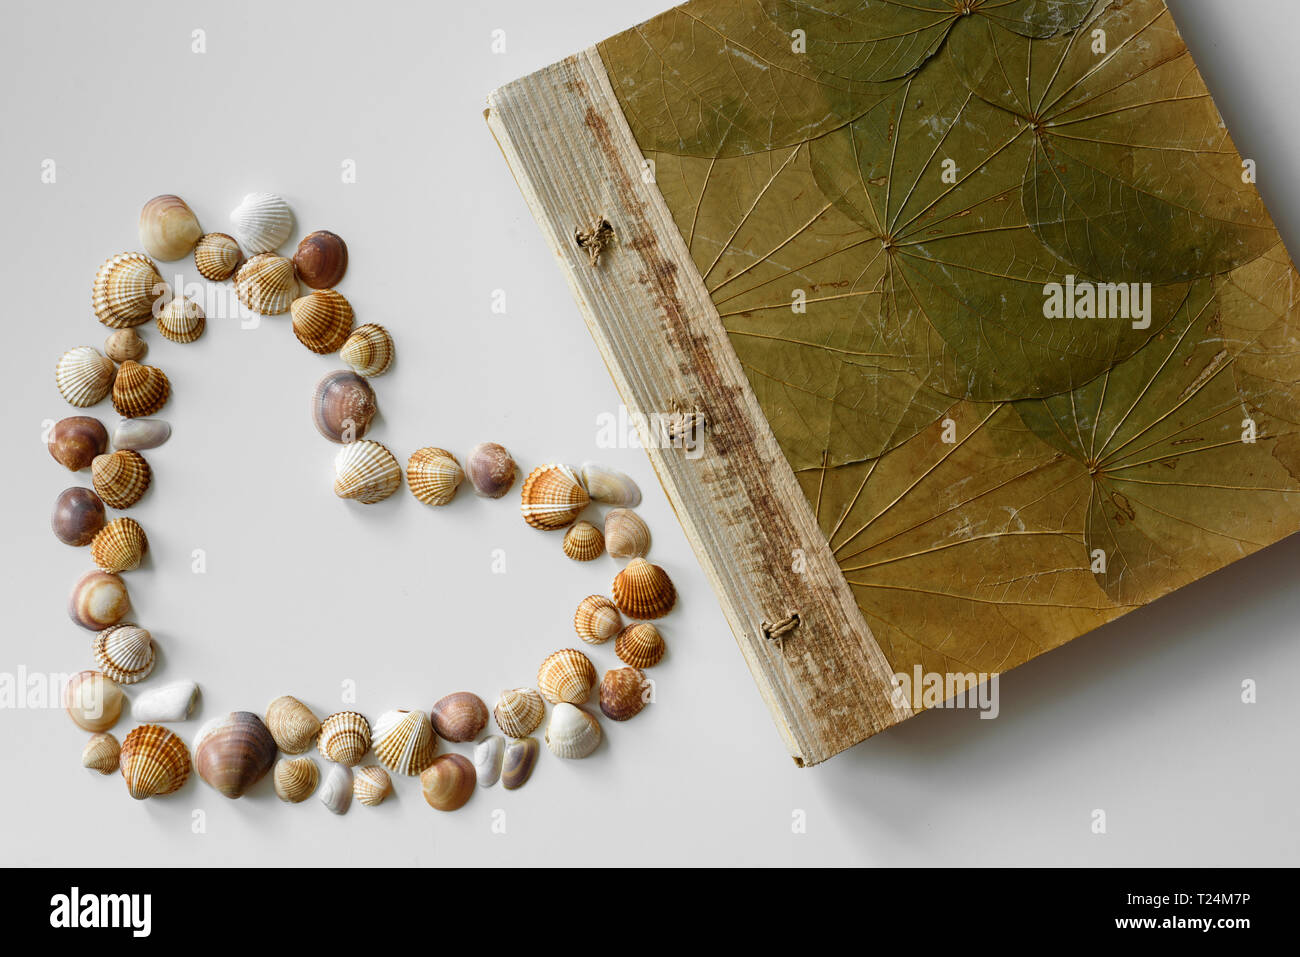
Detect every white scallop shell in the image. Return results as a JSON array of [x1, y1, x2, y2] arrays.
[[371, 709, 436, 776], [545, 703, 602, 759], [334, 440, 402, 504], [229, 192, 294, 254], [56, 347, 116, 407]]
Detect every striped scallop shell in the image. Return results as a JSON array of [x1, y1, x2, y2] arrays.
[[493, 688, 545, 739], [520, 464, 590, 530], [92, 253, 167, 328], [562, 521, 604, 561], [537, 648, 597, 705], [105, 328, 147, 363], [573, 595, 622, 645], [290, 289, 353, 354], [194, 232, 242, 281], [545, 703, 602, 759], [353, 765, 392, 806], [56, 347, 116, 407], [119, 724, 190, 799], [318, 711, 371, 766], [111, 360, 170, 418], [274, 756, 320, 803], [371, 709, 437, 776], [265, 695, 321, 754], [339, 323, 394, 377], [615, 622, 667, 669], [605, 508, 651, 559], [92, 623, 155, 685], [407, 447, 462, 506], [90, 517, 148, 573], [156, 296, 205, 344], [234, 253, 297, 315], [229, 192, 293, 254], [334, 440, 402, 504], [611, 558, 676, 620], [91, 450, 151, 509], [82, 732, 121, 774]]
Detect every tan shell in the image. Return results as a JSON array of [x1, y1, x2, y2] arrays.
[[156, 296, 205, 344], [194, 232, 243, 281], [111, 360, 170, 418], [49, 416, 108, 471], [68, 571, 131, 631], [93, 252, 167, 328], [605, 508, 651, 559], [430, 692, 489, 743], [615, 622, 667, 669], [91, 450, 151, 509], [318, 711, 371, 766], [562, 521, 604, 561], [234, 252, 297, 315], [372, 709, 437, 776], [520, 464, 590, 530], [407, 448, 463, 506], [334, 440, 402, 504], [82, 732, 121, 774], [119, 724, 191, 799], [420, 753, 476, 811], [90, 517, 148, 573], [573, 595, 622, 645], [339, 323, 394, 377], [56, 347, 116, 407], [493, 688, 545, 739], [353, 765, 392, 806], [611, 558, 676, 620], [265, 695, 321, 754], [537, 648, 598, 705], [545, 703, 602, 759], [92, 623, 155, 684], [600, 667, 649, 721], [139, 195, 202, 261], [105, 328, 147, 363], [290, 289, 353, 354], [274, 756, 320, 803], [64, 670, 125, 732]]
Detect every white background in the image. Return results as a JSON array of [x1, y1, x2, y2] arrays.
[[1, 0, 1296, 867]]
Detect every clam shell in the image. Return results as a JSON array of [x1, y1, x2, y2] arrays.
[[420, 753, 476, 811], [92, 622, 155, 684], [372, 709, 437, 776], [82, 732, 121, 774], [194, 712, 277, 799], [119, 724, 190, 799], [56, 347, 116, 407], [274, 756, 320, 803], [319, 761, 353, 814], [580, 461, 642, 507], [407, 447, 463, 506], [465, 442, 516, 498], [537, 648, 597, 705], [92, 252, 167, 328], [501, 737, 538, 790], [64, 670, 124, 732], [90, 517, 148, 573], [334, 440, 401, 504], [91, 450, 151, 509], [545, 703, 602, 759], [139, 194, 202, 261], [520, 464, 589, 530], [615, 622, 667, 669], [430, 692, 489, 743], [48, 416, 108, 471], [291, 289, 353, 354], [68, 570, 130, 630], [105, 328, 147, 363], [562, 520, 604, 561], [611, 558, 676, 620], [111, 360, 170, 418], [234, 252, 297, 315], [318, 711, 371, 766], [312, 369, 377, 443], [293, 230, 348, 288], [229, 191, 293, 254], [194, 232, 242, 281], [600, 667, 649, 721], [474, 735, 505, 788], [265, 695, 320, 754], [52, 486, 106, 546], [573, 595, 622, 645], [353, 765, 392, 807], [113, 418, 170, 451], [131, 680, 199, 722], [605, 508, 651, 559], [493, 688, 545, 739], [340, 323, 394, 377], [156, 296, 205, 344]]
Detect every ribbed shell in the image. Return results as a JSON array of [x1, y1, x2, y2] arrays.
[[290, 289, 353, 354], [353, 765, 392, 806], [605, 508, 652, 559], [318, 711, 371, 766], [371, 709, 437, 776], [573, 595, 622, 644], [274, 756, 319, 803], [545, 703, 602, 759], [600, 667, 649, 721], [91, 450, 151, 509], [156, 296, 205, 344], [493, 688, 545, 738], [92, 252, 166, 328], [111, 360, 170, 418], [265, 695, 320, 754], [139, 195, 202, 261], [431, 692, 489, 743], [562, 521, 604, 561], [193, 712, 277, 799], [229, 192, 294, 254], [339, 323, 394, 377], [611, 558, 676, 620], [615, 622, 667, 669], [537, 648, 597, 705], [407, 447, 463, 506], [82, 732, 121, 774], [334, 440, 401, 504], [580, 461, 642, 507], [234, 252, 297, 315], [105, 328, 147, 363], [520, 464, 590, 530], [56, 347, 116, 407], [194, 232, 242, 281], [119, 724, 190, 799], [92, 623, 155, 684], [90, 517, 148, 573]]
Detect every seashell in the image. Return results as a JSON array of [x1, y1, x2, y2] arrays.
[[318, 711, 371, 766], [156, 296, 205, 344], [234, 252, 297, 315], [113, 418, 170, 451], [580, 461, 642, 507], [372, 709, 437, 776], [111, 360, 170, 418], [68, 570, 130, 630], [291, 288, 353, 354], [194, 712, 277, 799], [340, 323, 394, 377], [265, 695, 320, 754], [194, 232, 243, 281], [430, 692, 489, 743], [131, 680, 199, 722], [407, 447, 463, 506], [229, 191, 294, 254], [466, 442, 516, 498], [92, 252, 167, 328], [334, 440, 401, 504], [354, 765, 392, 806], [64, 670, 124, 732], [474, 735, 505, 788], [611, 558, 676, 620], [92, 450, 151, 509], [573, 595, 622, 645], [319, 761, 352, 815], [605, 508, 651, 559], [92, 623, 155, 684], [562, 521, 604, 561], [119, 724, 190, 799], [501, 737, 538, 790], [48, 415, 108, 471], [293, 230, 348, 289], [537, 648, 597, 705], [52, 487, 106, 546], [520, 464, 590, 530], [545, 703, 602, 759], [90, 517, 148, 573], [615, 622, 667, 669], [82, 732, 120, 774], [105, 328, 147, 363], [274, 756, 319, 803], [493, 688, 545, 739], [420, 753, 476, 811], [312, 369, 377, 443], [600, 667, 649, 721], [139, 195, 202, 261], [56, 347, 116, 407]]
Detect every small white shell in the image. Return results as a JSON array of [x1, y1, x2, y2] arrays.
[[474, 735, 505, 788], [130, 679, 199, 722], [545, 703, 602, 759], [229, 191, 294, 254], [580, 462, 642, 507], [56, 347, 116, 408], [334, 440, 402, 504], [319, 761, 353, 815]]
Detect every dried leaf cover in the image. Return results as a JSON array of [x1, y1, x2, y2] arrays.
[[598, 0, 1300, 684]]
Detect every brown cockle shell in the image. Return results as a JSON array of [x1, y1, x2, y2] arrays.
[[312, 369, 376, 443], [156, 296, 205, 344], [520, 464, 589, 530], [82, 732, 121, 774], [600, 667, 649, 721], [318, 711, 371, 766], [605, 508, 651, 559], [265, 695, 321, 754], [493, 688, 545, 739], [93, 252, 167, 328], [466, 442, 516, 498], [105, 328, 147, 363], [615, 622, 667, 669], [68, 570, 130, 631], [274, 756, 320, 803], [64, 670, 125, 732], [407, 447, 463, 506], [194, 712, 277, 799], [234, 252, 297, 315], [339, 323, 394, 377], [92, 623, 155, 684], [372, 709, 437, 776], [111, 360, 170, 418], [573, 595, 622, 645], [52, 487, 106, 546], [291, 288, 353, 354], [293, 229, 348, 289], [139, 195, 202, 261], [90, 517, 148, 573], [430, 692, 489, 743], [333, 440, 401, 504], [537, 648, 597, 705], [611, 558, 676, 619], [119, 724, 190, 799], [562, 521, 604, 561], [92, 450, 151, 509], [194, 232, 242, 281], [48, 416, 108, 471], [56, 347, 116, 407], [353, 765, 392, 806], [420, 753, 476, 811]]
